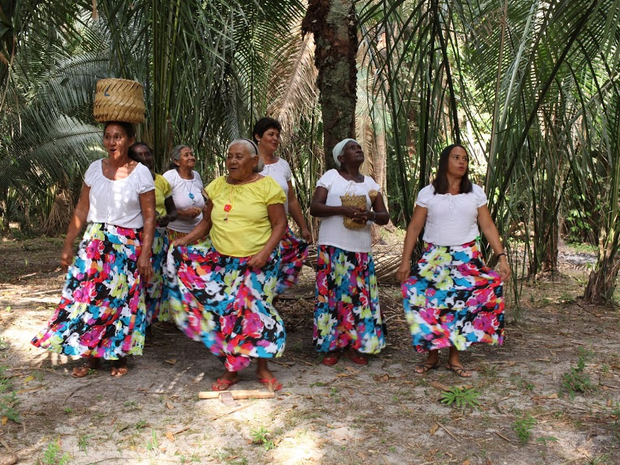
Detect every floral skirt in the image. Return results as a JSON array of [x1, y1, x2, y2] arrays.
[[401, 240, 504, 353], [166, 241, 285, 372], [313, 245, 386, 354], [31, 223, 147, 359], [145, 226, 170, 324], [276, 227, 309, 294]]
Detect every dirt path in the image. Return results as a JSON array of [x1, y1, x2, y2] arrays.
[[0, 238, 619, 464]]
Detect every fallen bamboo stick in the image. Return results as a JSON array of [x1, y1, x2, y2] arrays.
[[198, 390, 275, 400]]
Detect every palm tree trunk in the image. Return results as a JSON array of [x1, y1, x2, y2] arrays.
[[303, 0, 357, 166]]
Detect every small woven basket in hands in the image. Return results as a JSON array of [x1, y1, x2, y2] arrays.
[[340, 193, 368, 230], [93, 78, 145, 124]]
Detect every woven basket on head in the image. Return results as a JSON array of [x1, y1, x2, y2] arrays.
[[93, 78, 145, 123], [340, 194, 367, 230]]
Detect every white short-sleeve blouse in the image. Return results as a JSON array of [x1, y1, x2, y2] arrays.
[[416, 183, 487, 246], [260, 158, 291, 214], [84, 160, 154, 229], [162, 169, 205, 233], [316, 169, 380, 253]]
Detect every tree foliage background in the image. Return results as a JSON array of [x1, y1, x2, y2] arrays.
[[1, 0, 619, 305]]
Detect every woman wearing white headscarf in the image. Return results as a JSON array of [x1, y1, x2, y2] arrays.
[[310, 139, 390, 366]]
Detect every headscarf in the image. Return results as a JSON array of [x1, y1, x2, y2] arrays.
[[332, 138, 357, 168]]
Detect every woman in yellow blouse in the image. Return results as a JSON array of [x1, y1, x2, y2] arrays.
[[129, 143, 177, 327], [167, 139, 287, 391]]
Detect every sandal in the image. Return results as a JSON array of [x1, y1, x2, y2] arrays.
[[211, 378, 238, 391], [345, 350, 368, 365], [71, 357, 101, 378], [259, 377, 283, 392], [322, 352, 340, 366], [414, 361, 439, 374], [445, 362, 472, 378], [110, 358, 128, 378]]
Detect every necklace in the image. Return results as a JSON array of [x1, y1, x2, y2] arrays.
[[223, 174, 259, 221], [185, 177, 196, 205]]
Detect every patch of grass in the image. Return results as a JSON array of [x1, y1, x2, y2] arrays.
[[78, 434, 91, 453], [250, 426, 276, 451], [561, 350, 596, 400], [536, 436, 558, 445], [512, 412, 536, 444], [0, 365, 20, 423], [439, 386, 481, 410], [39, 436, 71, 465], [146, 430, 159, 452]]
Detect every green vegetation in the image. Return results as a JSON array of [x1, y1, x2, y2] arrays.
[[561, 349, 597, 400], [512, 412, 536, 444], [439, 386, 481, 410], [0, 365, 20, 423], [250, 426, 276, 451]]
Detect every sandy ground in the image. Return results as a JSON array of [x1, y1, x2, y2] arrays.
[[0, 237, 619, 465]]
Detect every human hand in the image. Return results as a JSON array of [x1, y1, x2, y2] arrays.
[[137, 253, 153, 282], [498, 257, 511, 281], [247, 250, 269, 269], [396, 261, 411, 283], [301, 227, 313, 243], [60, 244, 74, 270], [157, 214, 171, 227]]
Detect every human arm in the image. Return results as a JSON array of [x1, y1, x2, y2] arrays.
[[395, 205, 428, 283], [157, 196, 178, 227], [60, 184, 91, 269], [286, 181, 312, 242], [138, 190, 156, 283], [309, 186, 365, 220], [176, 206, 202, 218], [172, 200, 213, 247], [477, 205, 511, 280], [247, 202, 287, 269]]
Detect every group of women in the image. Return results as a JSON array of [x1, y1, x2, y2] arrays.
[[31, 116, 509, 391]]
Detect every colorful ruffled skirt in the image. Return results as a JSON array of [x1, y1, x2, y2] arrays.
[[313, 245, 386, 354], [145, 226, 170, 324], [401, 240, 504, 352], [276, 227, 309, 294], [31, 223, 147, 359], [166, 241, 286, 372]]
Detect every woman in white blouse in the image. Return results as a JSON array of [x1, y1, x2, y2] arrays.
[[396, 144, 510, 377], [32, 121, 156, 378], [163, 145, 205, 241], [253, 117, 312, 294], [310, 139, 389, 366]]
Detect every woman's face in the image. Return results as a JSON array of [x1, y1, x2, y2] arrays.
[[226, 143, 258, 181], [175, 147, 196, 171], [339, 141, 364, 167], [103, 124, 134, 159], [446, 146, 469, 179], [256, 128, 280, 155], [132, 145, 153, 170]]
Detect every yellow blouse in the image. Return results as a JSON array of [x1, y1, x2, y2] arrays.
[[206, 175, 286, 257], [154, 174, 172, 218]]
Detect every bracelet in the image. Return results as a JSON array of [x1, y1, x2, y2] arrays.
[[496, 252, 506, 258], [370, 211, 376, 221]]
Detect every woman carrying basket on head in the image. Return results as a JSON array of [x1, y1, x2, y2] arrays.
[[310, 138, 389, 366], [32, 121, 156, 378]]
